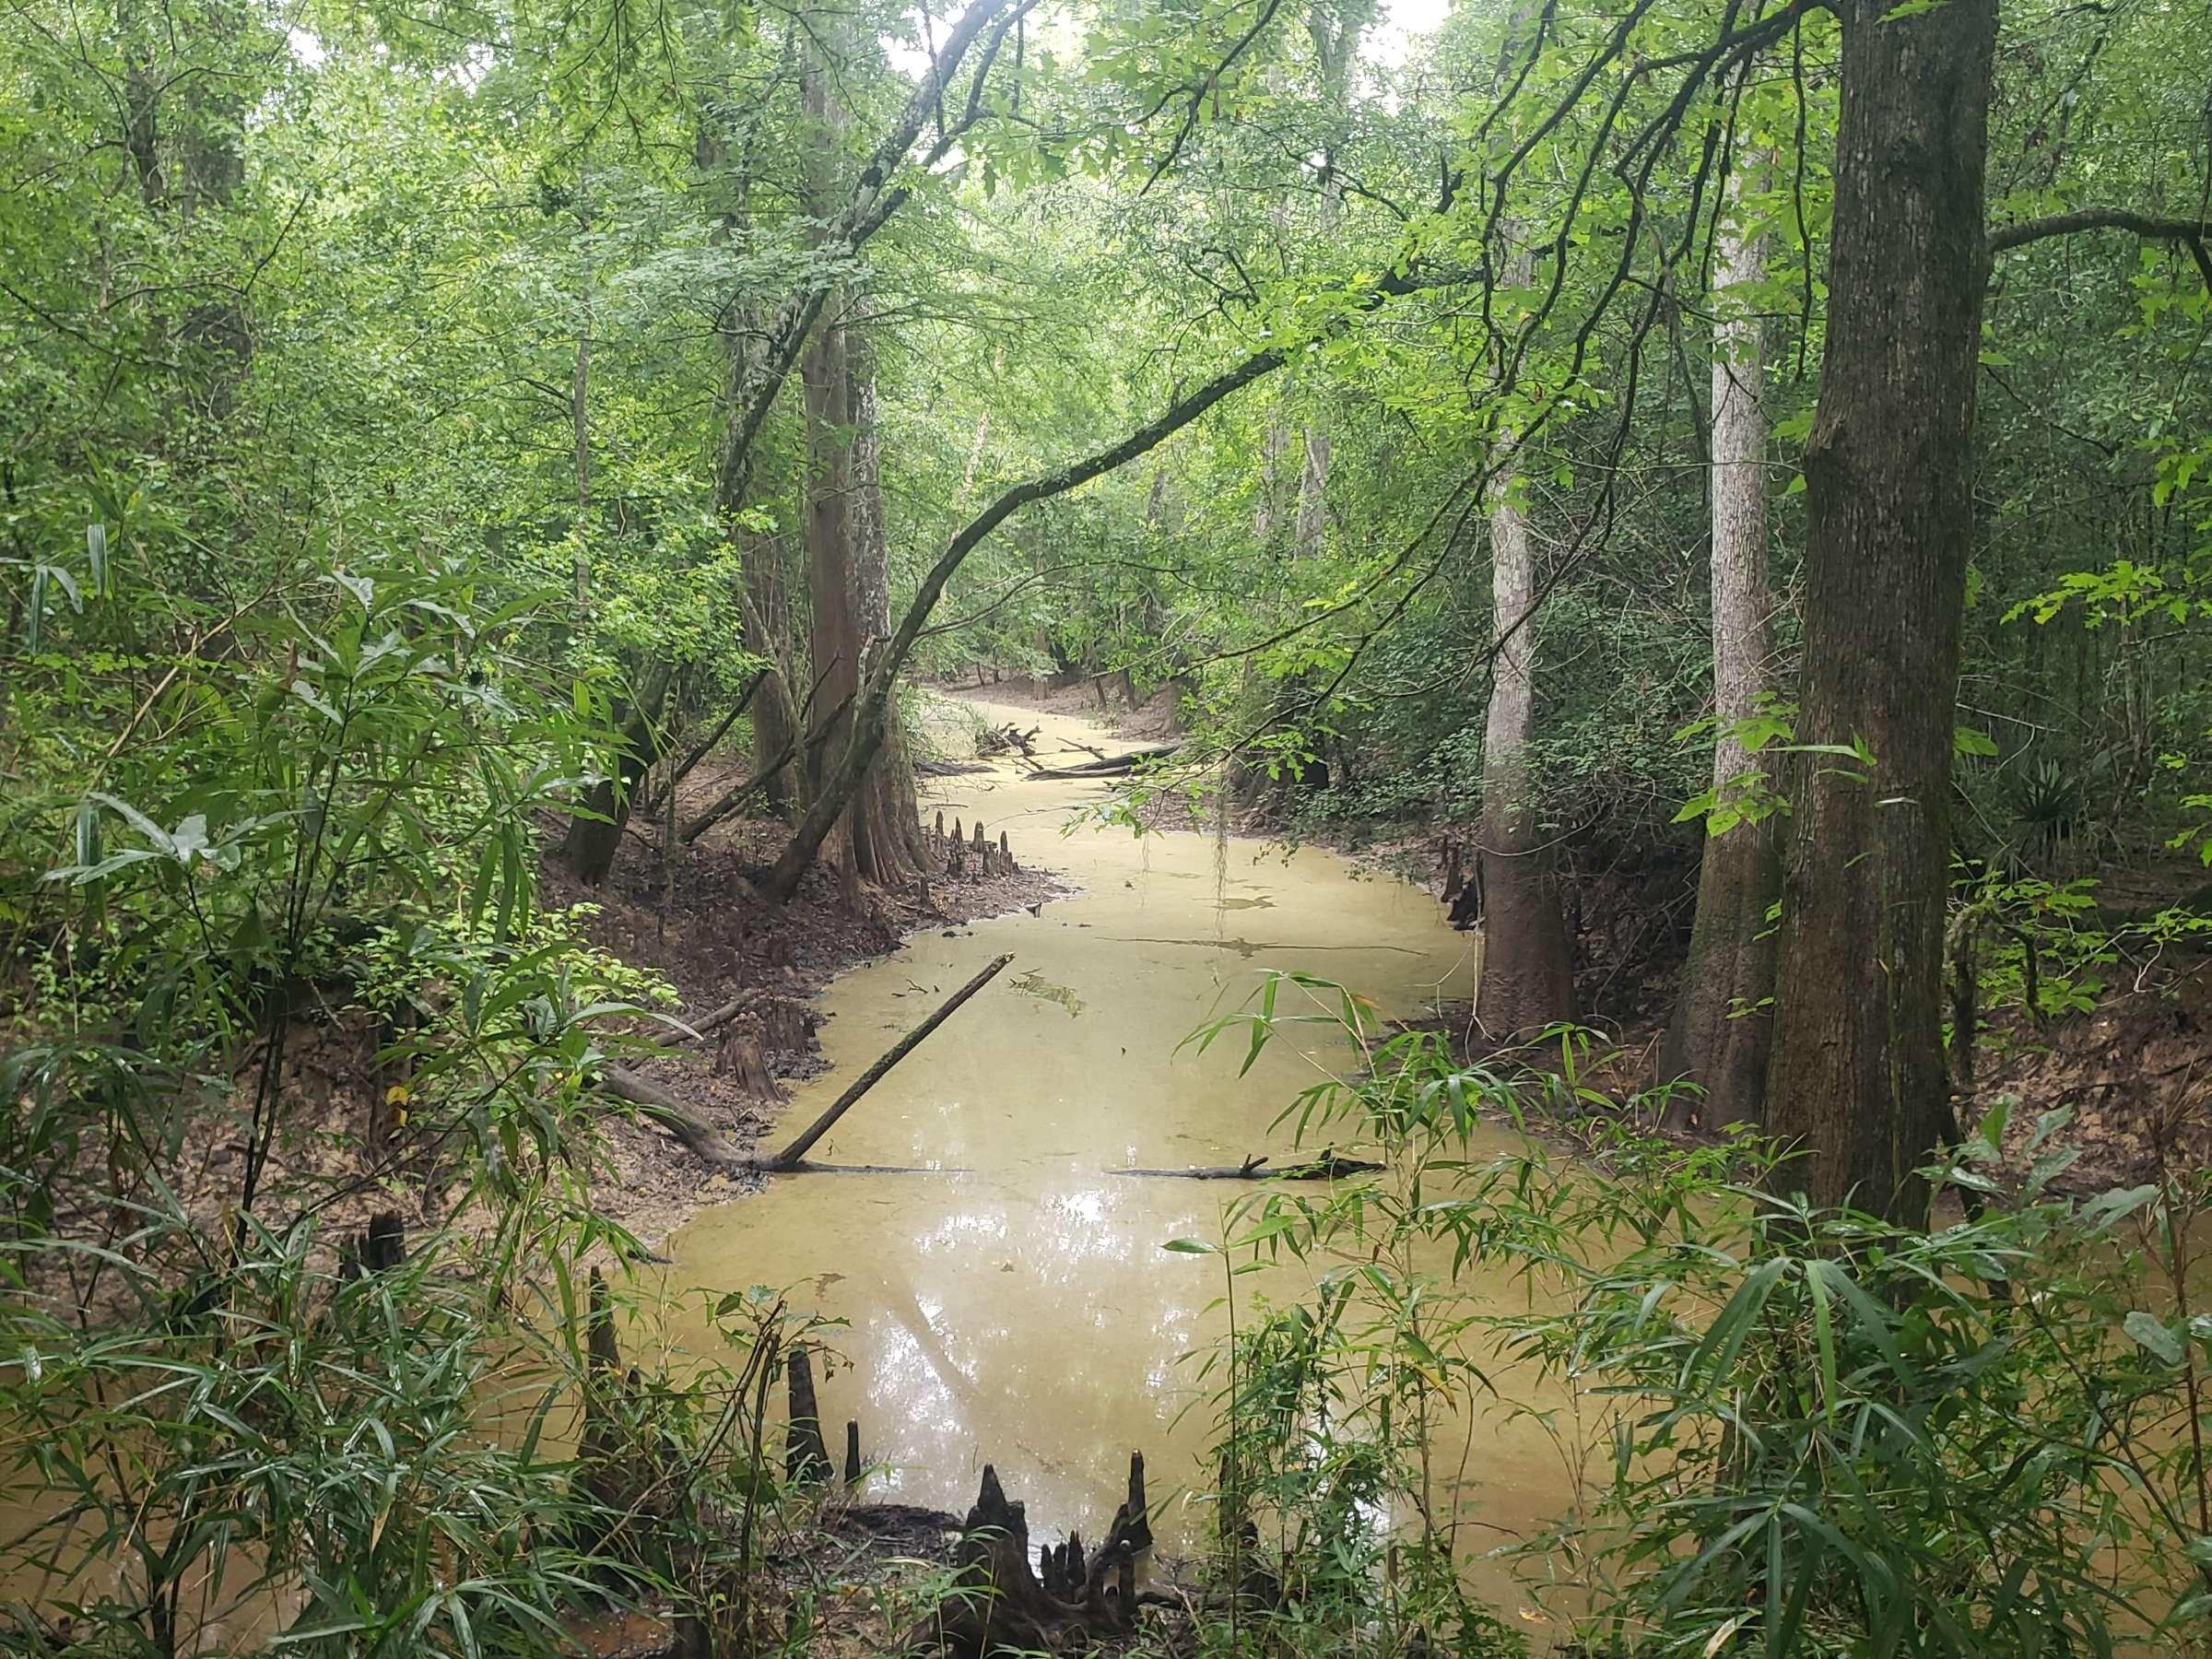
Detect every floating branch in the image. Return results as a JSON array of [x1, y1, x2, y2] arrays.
[[1024, 742, 1180, 780], [1106, 1150, 1383, 1181]]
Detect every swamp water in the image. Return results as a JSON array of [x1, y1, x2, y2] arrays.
[[646, 696, 1580, 1619], [0, 696, 1585, 1647]]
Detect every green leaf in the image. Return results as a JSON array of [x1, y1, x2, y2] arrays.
[[2124, 1310, 2183, 1365]]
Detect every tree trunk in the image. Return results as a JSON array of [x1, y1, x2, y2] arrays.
[[1661, 138, 1780, 1132], [796, 48, 923, 892], [844, 318, 927, 884], [1764, 0, 1996, 1222], [562, 662, 673, 885], [762, 321, 1302, 903], [571, 154, 593, 612], [1473, 239, 1575, 1045]]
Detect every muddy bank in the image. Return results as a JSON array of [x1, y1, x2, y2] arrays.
[[545, 720, 1062, 1245]]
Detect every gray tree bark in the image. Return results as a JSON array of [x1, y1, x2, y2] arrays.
[[1661, 141, 1780, 1130], [1473, 237, 1576, 1044], [1764, 0, 1997, 1221], [796, 47, 924, 892]]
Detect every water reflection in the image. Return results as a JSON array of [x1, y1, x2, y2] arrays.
[[658, 697, 1548, 1594]]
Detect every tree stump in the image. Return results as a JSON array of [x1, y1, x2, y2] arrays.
[[785, 1345, 830, 1486], [902, 1460, 1151, 1656], [755, 995, 818, 1055], [714, 1012, 782, 1099], [363, 1211, 406, 1273]]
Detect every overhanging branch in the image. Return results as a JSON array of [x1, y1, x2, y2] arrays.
[[1989, 206, 2212, 288]]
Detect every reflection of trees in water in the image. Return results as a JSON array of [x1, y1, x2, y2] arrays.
[[819, 1243, 1212, 1547]]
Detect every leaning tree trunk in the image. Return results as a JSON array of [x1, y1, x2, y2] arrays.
[[718, 301, 803, 815], [1764, 0, 1996, 1222], [1660, 138, 1780, 1132], [561, 661, 673, 885], [1473, 237, 1575, 1045]]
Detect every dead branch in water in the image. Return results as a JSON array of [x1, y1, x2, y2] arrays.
[[598, 956, 1014, 1176], [1106, 1150, 1383, 1181], [761, 953, 1014, 1171], [1023, 742, 1180, 780]]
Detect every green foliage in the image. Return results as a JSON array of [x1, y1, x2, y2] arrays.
[[1177, 977, 2212, 1659]]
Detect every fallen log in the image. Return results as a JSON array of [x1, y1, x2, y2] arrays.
[[1106, 1150, 1383, 1181], [1024, 743, 1180, 781], [760, 953, 1015, 1171], [595, 958, 1011, 1178], [594, 1064, 753, 1171]]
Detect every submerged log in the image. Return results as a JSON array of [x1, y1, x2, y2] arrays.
[[1107, 1150, 1383, 1181], [1024, 743, 1179, 781]]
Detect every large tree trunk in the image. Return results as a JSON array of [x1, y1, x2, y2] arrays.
[[1660, 141, 1780, 1132], [1472, 242, 1574, 1044], [795, 50, 923, 893], [700, 80, 803, 818], [844, 320, 926, 883], [1764, 0, 1996, 1221]]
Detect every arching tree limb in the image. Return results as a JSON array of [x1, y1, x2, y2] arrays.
[[714, 0, 1021, 512], [1988, 206, 2212, 288], [759, 343, 1289, 900]]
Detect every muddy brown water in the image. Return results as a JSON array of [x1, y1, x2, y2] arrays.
[[0, 696, 1584, 1647], [641, 696, 1580, 1626]]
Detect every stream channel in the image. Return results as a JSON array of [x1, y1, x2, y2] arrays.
[[646, 695, 1575, 1618]]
